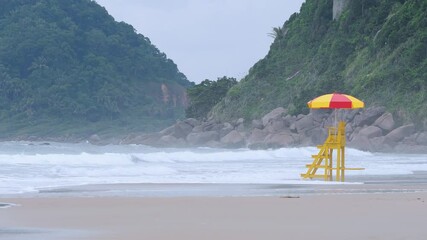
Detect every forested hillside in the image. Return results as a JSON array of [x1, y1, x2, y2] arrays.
[[0, 0, 192, 138], [211, 0, 426, 128]]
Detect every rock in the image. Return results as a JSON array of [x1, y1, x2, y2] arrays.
[[158, 135, 186, 147], [125, 133, 161, 146], [186, 131, 219, 145], [262, 107, 286, 126], [345, 124, 354, 135], [88, 134, 101, 144], [342, 109, 361, 122], [358, 126, 383, 139], [370, 136, 392, 152], [353, 106, 386, 127], [183, 118, 200, 127], [294, 115, 315, 135], [205, 140, 223, 148], [348, 135, 371, 152], [171, 121, 193, 139], [373, 112, 395, 132], [310, 109, 329, 124], [247, 128, 269, 149], [159, 125, 175, 135], [394, 144, 427, 154], [265, 118, 285, 133], [416, 132, 427, 146], [220, 130, 245, 148], [219, 122, 234, 138], [252, 119, 264, 129], [235, 118, 245, 132], [384, 124, 415, 146], [283, 115, 296, 127], [192, 121, 222, 133], [159, 121, 193, 139], [306, 128, 327, 145], [264, 131, 296, 148]]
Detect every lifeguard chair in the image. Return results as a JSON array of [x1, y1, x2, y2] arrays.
[[300, 93, 365, 182]]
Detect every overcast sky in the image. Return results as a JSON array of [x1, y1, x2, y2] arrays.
[[95, 0, 305, 83]]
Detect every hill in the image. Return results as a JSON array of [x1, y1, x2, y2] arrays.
[[211, 0, 427, 128], [0, 0, 192, 139]]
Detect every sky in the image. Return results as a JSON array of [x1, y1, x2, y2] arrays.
[[95, 0, 305, 83]]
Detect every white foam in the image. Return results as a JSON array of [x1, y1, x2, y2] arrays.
[[0, 142, 426, 194]]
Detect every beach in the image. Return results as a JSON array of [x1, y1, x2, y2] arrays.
[[1, 183, 427, 240]]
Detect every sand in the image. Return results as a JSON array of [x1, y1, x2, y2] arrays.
[[1, 191, 427, 240]]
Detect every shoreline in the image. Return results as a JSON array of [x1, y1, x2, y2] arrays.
[[1, 191, 427, 240], [3, 171, 427, 199]]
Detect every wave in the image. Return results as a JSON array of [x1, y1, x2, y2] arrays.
[[0, 142, 425, 195]]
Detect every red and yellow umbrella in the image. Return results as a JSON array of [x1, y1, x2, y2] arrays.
[[307, 93, 364, 109]]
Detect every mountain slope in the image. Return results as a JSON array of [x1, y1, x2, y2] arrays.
[[0, 0, 192, 138], [211, 0, 426, 128]]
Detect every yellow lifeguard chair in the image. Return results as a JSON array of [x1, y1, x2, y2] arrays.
[[301, 121, 364, 181], [301, 93, 365, 182]]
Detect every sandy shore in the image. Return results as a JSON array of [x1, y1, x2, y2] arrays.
[[1, 191, 427, 240]]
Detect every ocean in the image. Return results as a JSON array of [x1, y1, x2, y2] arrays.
[[1, 141, 427, 196]]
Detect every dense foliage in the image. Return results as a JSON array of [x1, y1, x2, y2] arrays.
[[212, 0, 427, 127], [0, 0, 192, 137], [186, 77, 237, 120]]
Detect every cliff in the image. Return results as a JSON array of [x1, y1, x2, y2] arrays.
[[211, 0, 427, 130]]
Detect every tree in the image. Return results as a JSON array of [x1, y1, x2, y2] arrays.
[[186, 77, 237, 119]]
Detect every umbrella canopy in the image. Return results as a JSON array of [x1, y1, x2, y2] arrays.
[[307, 93, 364, 109]]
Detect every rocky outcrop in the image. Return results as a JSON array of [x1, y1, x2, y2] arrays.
[[121, 106, 427, 153]]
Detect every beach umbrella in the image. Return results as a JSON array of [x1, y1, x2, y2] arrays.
[[307, 93, 364, 109]]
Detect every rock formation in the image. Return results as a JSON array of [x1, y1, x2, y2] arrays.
[[121, 106, 427, 153]]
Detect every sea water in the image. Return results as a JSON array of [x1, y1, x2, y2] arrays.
[[0, 141, 426, 195]]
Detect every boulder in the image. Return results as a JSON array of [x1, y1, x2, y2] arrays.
[[127, 133, 161, 146], [283, 115, 296, 128], [264, 131, 296, 148], [158, 135, 186, 147], [394, 144, 427, 154], [310, 109, 329, 124], [262, 107, 286, 126], [370, 136, 392, 152], [306, 128, 327, 145], [235, 118, 245, 132], [265, 118, 285, 133], [186, 131, 219, 145], [416, 132, 427, 146], [294, 115, 315, 135], [384, 124, 415, 146], [192, 121, 223, 133], [171, 121, 193, 139], [219, 122, 234, 138], [159, 125, 175, 135], [358, 126, 383, 139], [345, 124, 354, 135], [373, 112, 395, 132], [183, 118, 200, 127], [205, 140, 223, 148], [220, 130, 245, 148], [247, 128, 268, 149], [353, 106, 386, 127], [348, 135, 371, 152], [252, 119, 264, 129], [88, 134, 101, 144], [341, 109, 361, 122]]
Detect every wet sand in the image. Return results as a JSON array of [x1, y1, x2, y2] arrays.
[[1, 189, 427, 240]]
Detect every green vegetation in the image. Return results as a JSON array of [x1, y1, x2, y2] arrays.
[[0, 0, 192, 138], [211, 0, 427, 127], [186, 77, 237, 120]]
